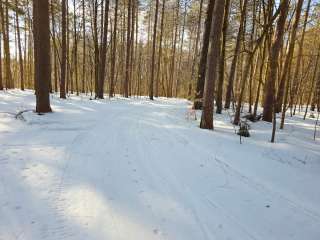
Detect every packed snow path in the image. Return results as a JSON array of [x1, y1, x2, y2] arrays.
[[0, 90, 320, 240]]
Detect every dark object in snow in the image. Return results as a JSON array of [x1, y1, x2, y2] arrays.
[[237, 121, 250, 138], [265, 205, 270, 208], [193, 99, 203, 110], [310, 113, 315, 118], [15, 109, 34, 121], [243, 113, 262, 122]]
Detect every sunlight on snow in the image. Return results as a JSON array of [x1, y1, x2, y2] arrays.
[[59, 186, 160, 239]]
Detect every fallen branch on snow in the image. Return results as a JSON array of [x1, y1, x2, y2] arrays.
[[0, 109, 34, 121]]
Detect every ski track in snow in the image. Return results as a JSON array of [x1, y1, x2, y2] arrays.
[[0, 90, 320, 240]]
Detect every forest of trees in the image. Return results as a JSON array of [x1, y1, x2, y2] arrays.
[[0, 0, 319, 140]]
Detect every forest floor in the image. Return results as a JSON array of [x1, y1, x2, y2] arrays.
[[0, 89, 320, 240]]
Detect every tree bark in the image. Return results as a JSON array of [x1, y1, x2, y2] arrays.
[[276, 0, 305, 113], [149, 0, 159, 100], [224, 0, 248, 109], [155, 0, 166, 98], [289, 0, 311, 114], [262, 0, 289, 122], [216, 0, 230, 114], [194, 0, 215, 108], [109, 0, 118, 97], [124, 0, 132, 98], [0, 0, 13, 89], [15, 0, 24, 90], [200, 0, 226, 130], [60, 0, 67, 98], [97, 0, 110, 99], [33, 0, 52, 113]]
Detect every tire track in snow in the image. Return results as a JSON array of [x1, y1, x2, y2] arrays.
[[139, 104, 320, 239], [130, 106, 214, 240], [161, 120, 320, 222]]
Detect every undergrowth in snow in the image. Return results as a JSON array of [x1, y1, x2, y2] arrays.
[[0, 90, 319, 240]]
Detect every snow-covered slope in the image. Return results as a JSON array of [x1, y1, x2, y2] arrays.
[[0, 90, 319, 240]]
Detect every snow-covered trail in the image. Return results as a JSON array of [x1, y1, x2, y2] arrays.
[[0, 90, 320, 240]]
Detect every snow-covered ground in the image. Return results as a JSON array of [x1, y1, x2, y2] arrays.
[[0, 89, 319, 240]]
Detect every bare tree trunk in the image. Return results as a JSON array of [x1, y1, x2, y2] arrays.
[[304, 45, 320, 120], [51, 0, 58, 93], [253, 37, 267, 118], [168, 0, 180, 98], [200, 0, 226, 130], [15, 0, 24, 90], [289, 0, 311, 115], [155, 0, 166, 98], [175, 2, 187, 97], [82, 0, 86, 93], [194, 0, 215, 108], [262, 0, 289, 123], [124, 0, 132, 98], [0, 0, 13, 89], [93, 0, 99, 97], [248, 0, 257, 113], [149, 0, 159, 100], [225, 0, 248, 109], [216, 0, 230, 114], [190, 0, 203, 96], [73, 0, 79, 95], [109, 0, 118, 97], [97, 0, 110, 99], [276, 0, 304, 113], [129, 0, 136, 97], [33, 0, 52, 113], [60, 0, 67, 98], [66, 1, 71, 94]]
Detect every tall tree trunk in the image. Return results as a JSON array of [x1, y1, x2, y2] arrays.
[[216, 0, 230, 114], [97, 0, 110, 99], [73, 0, 79, 95], [262, 0, 289, 122], [15, 0, 24, 90], [289, 0, 311, 114], [60, 0, 67, 98], [93, 0, 99, 97], [304, 45, 320, 120], [194, 0, 215, 108], [248, 0, 257, 113], [82, 0, 86, 93], [109, 0, 118, 97], [129, 0, 136, 96], [168, 0, 180, 98], [175, 2, 187, 97], [51, 0, 58, 93], [190, 0, 203, 97], [200, 0, 226, 130], [276, 0, 305, 113], [149, 0, 159, 100], [66, 0, 71, 94], [124, 0, 132, 98], [33, 0, 52, 113], [0, 0, 13, 89], [155, 0, 166, 98], [253, 37, 267, 118], [224, 0, 248, 109]]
